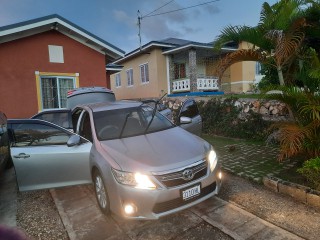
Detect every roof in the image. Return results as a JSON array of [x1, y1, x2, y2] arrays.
[[113, 37, 237, 64], [85, 100, 141, 112], [0, 14, 125, 61]]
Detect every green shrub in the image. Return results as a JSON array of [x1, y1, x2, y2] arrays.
[[198, 97, 271, 140], [297, 157, 320, 190]]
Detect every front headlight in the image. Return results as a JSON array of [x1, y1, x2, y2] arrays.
[[208, 149, 218, 172], [112, 169, 157, 190]]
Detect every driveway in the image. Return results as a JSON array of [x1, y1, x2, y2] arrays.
[[50, 184, 302, 240]]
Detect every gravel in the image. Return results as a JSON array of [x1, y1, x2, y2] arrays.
[[16, 171, 320, 240], [16, 190, 68, 240]]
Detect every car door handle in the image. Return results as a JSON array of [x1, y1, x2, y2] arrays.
[[13, 153, 30, 159]]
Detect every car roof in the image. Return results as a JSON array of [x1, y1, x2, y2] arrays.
[[81, 100, 143, 112], [67, 86, 113, 97]]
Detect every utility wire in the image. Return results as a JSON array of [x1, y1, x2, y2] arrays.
[[142, 0, 175, 18], [142, 0, 220, 19]]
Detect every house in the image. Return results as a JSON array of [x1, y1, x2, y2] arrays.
[[111, 38, 262, 100], [0, 15, 125, 118]]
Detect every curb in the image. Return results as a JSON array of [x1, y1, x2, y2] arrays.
[[263, 176, 320, 209]]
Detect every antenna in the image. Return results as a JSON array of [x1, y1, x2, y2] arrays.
[[137, 10, 142, 50]]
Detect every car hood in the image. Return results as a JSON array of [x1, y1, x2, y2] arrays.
[[99, 127, 210, 173]]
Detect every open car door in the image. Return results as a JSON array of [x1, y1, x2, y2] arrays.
[[8, 119, 92, 191]]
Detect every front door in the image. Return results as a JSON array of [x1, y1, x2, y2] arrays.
[[9, 119, 92, 191]]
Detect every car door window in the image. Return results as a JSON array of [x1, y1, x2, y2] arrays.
[[10, 123, 70, 147], [79, 112, 93, 142], [72, 109, 82, 132]]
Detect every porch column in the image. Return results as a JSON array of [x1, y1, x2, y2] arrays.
[[167, 55, 175, 94], [189, 48, 197, 92]]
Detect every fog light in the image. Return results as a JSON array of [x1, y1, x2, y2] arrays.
[[124, 204, 136, 215], [218, 171, 222, 180]]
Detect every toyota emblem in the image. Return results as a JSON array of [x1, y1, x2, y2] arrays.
[[182, 169, 194, 181]]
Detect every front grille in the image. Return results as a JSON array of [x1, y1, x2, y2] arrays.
[[152, 182, 216, 214], [154, 160, 207, 188]]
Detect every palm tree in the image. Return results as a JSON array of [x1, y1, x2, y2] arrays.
[[213, 0, 308, 86]]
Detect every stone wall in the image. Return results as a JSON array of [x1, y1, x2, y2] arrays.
[[162, 97, 292, 122]]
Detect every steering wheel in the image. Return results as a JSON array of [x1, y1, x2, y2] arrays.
[[98, 125, 119, 137]]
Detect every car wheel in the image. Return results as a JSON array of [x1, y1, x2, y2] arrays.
[[93, 170, 110, 215]]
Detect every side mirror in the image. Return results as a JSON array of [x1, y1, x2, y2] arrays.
[[67, 135, 81, 147], [180, 116, 192, 124]]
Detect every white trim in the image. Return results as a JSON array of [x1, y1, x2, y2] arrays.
[[166, 56, 171, 95], [0, 17, 124, 57], [113, 43, 175, 64], [221, 80, 254, 85], [162, 44, 237, 55]]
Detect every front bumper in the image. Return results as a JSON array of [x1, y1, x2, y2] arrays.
[[107, 167, 222, 220]]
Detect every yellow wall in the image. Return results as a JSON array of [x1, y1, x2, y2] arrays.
[[222, 42, 256, 93], [111, 49, 167, 100]]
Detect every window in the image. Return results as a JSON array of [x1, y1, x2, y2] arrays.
[[11, 123, 70, 147], [115, 73, 121, 87], [41, 76, 75, 109], [126, 69, 133, 86], [174, 63, 186, 79], [79, 112, 93, 142], [256, 62, 262, 75], [140, 63, 149, 84], [48, 45, 64, 63]]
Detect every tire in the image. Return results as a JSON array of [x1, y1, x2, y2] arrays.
[[93, 170, 110, 215]]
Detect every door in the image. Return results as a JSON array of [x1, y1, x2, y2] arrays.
[[178, 99, 202, 135], [9, 119, 92, 191]]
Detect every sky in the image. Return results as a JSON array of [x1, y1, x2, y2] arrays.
[[0, 0, 278, 53]]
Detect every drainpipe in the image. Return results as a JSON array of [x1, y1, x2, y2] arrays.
[[189, 48, 197, 92]]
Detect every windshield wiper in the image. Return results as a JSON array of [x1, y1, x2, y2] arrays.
[[119, 113, 130, 139], [143, 93, 167, 134]]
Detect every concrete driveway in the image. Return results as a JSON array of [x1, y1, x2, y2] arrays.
[[51, 184, 303, 240]]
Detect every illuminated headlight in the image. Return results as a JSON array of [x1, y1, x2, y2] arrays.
[[112, 169, 157, 190], [208, 149, 218, 172]]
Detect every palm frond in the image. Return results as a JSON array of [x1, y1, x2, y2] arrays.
[[276, 122, 308, 160], [213, 49, 267, 80]]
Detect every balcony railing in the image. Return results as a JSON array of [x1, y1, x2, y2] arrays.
[[172, 77, 219, 92], [197, 77, 219, 90], [172, 79, 190, 92]]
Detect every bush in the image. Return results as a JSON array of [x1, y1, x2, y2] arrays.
[[297, 157, 320, 190], [198, 97, 271, 140]]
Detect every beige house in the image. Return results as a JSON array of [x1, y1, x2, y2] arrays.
[[110, 38, 262, 99]]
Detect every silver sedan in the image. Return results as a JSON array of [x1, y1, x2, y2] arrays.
[[8, 101, 221, 220]]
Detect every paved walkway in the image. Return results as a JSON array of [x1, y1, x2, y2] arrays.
[[213, 142, 299, 182], [51, 185, 303, 240]]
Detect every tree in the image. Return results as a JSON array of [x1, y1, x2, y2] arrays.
[[213, 0, 309, 86]]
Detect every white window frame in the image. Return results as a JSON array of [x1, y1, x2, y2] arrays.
[[126, 68, 134, 87], [115, 73, 121, 88], [140, 63, 149, 84], [255, 62, 262, 75], [40, 76, 75, 109]]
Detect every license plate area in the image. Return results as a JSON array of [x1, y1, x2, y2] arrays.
[[181, 184, 201, 201]]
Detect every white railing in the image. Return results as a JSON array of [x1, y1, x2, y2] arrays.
[[172, 77, 219, 93], [197, 77, 219, 90], [172, 79, 190, 92]]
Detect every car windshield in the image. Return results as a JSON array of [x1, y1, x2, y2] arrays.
[[94, 105, 174, 140]]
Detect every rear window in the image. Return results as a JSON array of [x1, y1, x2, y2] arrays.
[[67, 91, 115, 109]]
